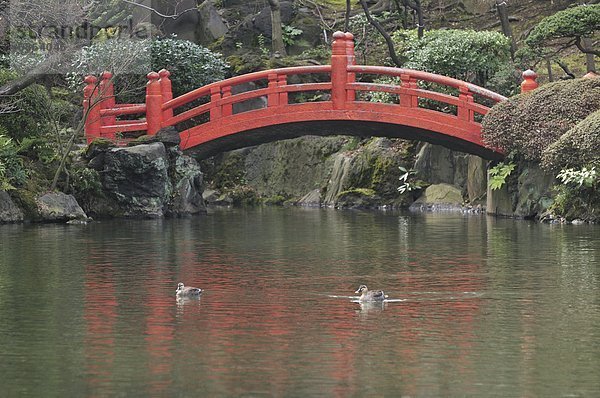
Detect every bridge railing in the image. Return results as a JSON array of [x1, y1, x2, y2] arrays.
[[84, 31, 530, 145]]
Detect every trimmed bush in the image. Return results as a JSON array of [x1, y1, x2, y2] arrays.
[[482, 78, 600, 163], [542, 110, 600, 171], [67, 38, 229, 99]]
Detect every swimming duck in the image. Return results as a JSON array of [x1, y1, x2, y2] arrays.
[[354, 284, 388, 302], [176, 282, 202, 297]]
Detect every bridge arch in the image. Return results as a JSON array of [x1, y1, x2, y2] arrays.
[[84, 32, 513, 160]]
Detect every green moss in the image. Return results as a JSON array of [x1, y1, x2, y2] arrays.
[[370, 156, 393, 189], [213, 153, 246, 190], [338, 188, 376, 197], [263, 194, 287, 206], [229, 186, 260, 206]]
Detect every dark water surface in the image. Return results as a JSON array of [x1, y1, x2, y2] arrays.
[[1, 207, 598, 397]]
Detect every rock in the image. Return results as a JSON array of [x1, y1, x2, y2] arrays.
[[414, 143, 469, 189], [467, 155, 488, 203], [0, 191, 24, 223], [410, 183, 464, 211], [36, 192, 88, 222], [486, 162, 555, 219], [323, 153, 354, 205], [252, 1, 295, 36], [101, 142, 171, 217], [486, 182, 514, 217], [244, 136, 346, 200], [514, 164, 555, 218], [336, 188, 381, 209], [232, 82, 267, 114], [155, 126, 181, 147], [203, 189, 220, 203], [297, 189, 321, 207], [197, 0, 229, 44], [167, 148, 206, 216]]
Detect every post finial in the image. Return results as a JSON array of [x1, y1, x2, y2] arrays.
[[521, 69, 539, 93]]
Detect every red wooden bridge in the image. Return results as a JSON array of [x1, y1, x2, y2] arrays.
[[84, 32, 537, 160]]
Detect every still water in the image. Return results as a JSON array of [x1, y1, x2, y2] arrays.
[[0, 207, 598, 397]]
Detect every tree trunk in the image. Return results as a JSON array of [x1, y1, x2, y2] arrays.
[[345, 0, 351, 32], [495, 0, 516, 59], [415, 0, 424, 39], [0, 53, 60, 96], [267, 0, 286, 56], [401, 0, 423, 39], [582, 37, 597, 73]]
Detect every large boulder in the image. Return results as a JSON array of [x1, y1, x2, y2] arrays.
[[86, 140, 206, 218], [36, 192, 88, 222], [0, 191, 24, 223], [197, 0, 229, 45], [167, 148, 206, 216], [101, 143, 171, 218], [410, 183, 464, 211], [413, 143, 471, 193], [486, 162, 555, 218]]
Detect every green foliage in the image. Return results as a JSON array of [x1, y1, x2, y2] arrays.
[[488, 162, 516, 190], [557, 166, 597, 189], [368, 29, 515, 106], [257, 34, 270, 57], [526, 5, 600, 50], [69, 166, 103, 198], [282, 25, 303, 47], [150, 38, 229, 96], [482, 78, 600, 163], [397, 166, 422, 194], [0, 134, 28, 190], [542, 109, 600, 171], [0, 69, 52, 141], [394, 29, 512, 86], [67, 38, 229, 98], [550, 165, 600, 222]]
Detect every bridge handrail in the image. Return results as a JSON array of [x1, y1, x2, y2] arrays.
[[163, 65, 332, 111], [348, 65, 507, 103]]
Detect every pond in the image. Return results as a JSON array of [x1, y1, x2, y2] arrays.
[[1, 207, 598, 397]]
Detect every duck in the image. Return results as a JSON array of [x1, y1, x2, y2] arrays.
[[176, 282, 202, 297], [354, 284, 388, 302]]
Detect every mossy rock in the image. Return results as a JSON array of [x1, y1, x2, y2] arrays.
[[336, 188, 381, 209], [85, 138, 117, 160]]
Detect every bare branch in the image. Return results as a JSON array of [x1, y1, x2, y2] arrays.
[[358, 0, 403, 67], [575, 36, 600, 57], [121, 0, 197, 20]]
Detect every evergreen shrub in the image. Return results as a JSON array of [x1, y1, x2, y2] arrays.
[[482, 78, 600, 163], [542, 110, 600, 171]]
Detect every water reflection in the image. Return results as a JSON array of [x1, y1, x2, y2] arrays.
[[0, 209, 598, 396]]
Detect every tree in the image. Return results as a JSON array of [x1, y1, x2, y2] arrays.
[[525, 4, 599, 73], [267, 0, 286, 56], [495, 0, 516, 59]]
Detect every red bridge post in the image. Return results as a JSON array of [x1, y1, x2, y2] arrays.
[[159, 69, 173, 121], [146, 72, 163, 135], [345, 32, 356, 102], [83, 75, 101, 144], [99, 71, 116, 139], [331, 31, 350, 109], [458, 86, 474, 122]]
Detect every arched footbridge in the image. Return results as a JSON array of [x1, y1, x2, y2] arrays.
[[84, 32, 537, 160]]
